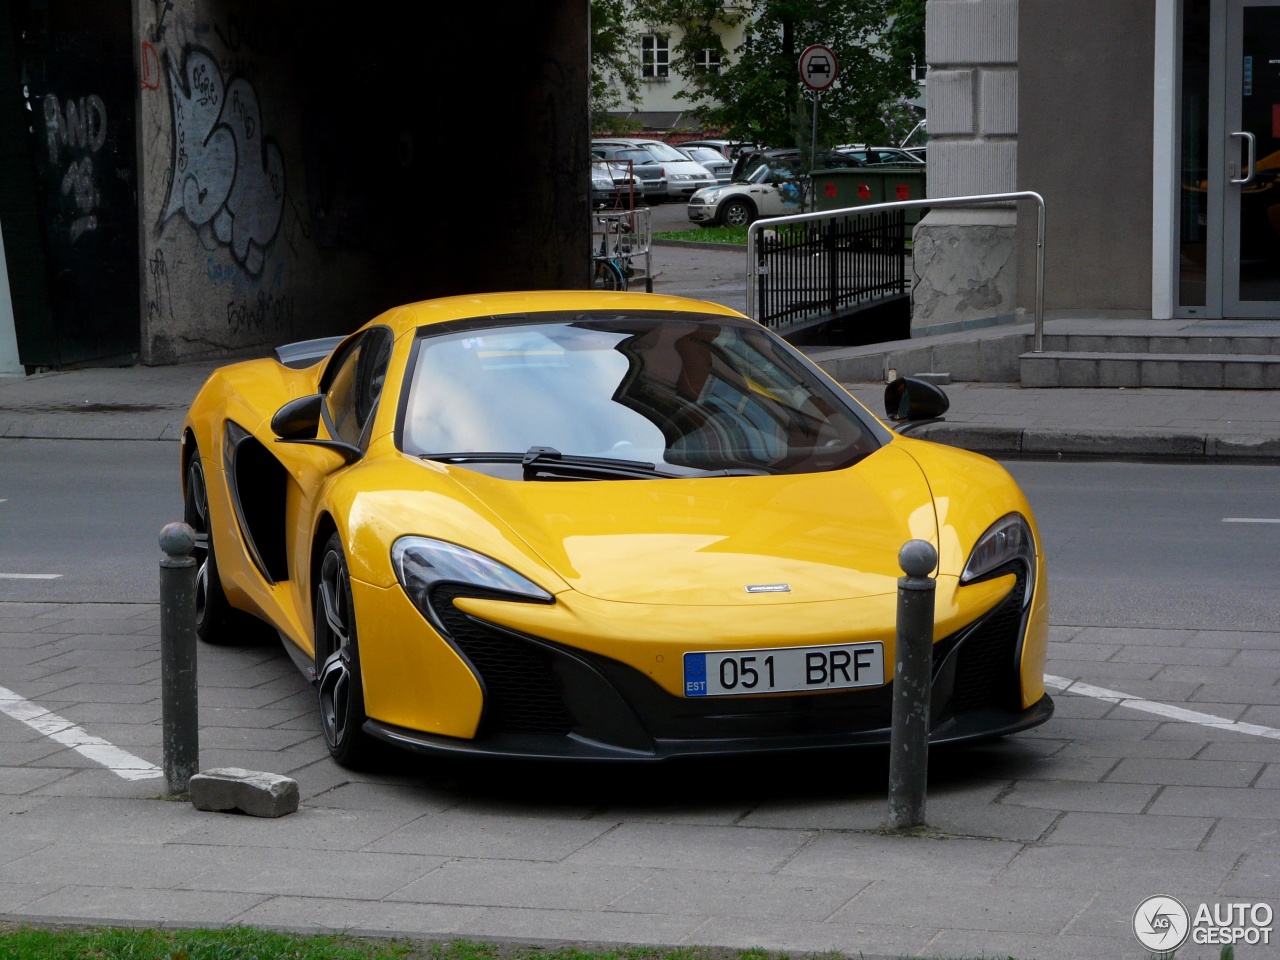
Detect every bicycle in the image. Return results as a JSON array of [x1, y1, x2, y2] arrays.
[[591, 215, 633, 290]]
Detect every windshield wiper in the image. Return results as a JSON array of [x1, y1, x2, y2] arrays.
[[424, 446, 684, 480]]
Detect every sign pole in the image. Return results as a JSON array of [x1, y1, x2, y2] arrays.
[[810, 91, 820, 211]]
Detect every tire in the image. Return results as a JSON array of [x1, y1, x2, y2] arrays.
[[183, 451, 242, 645], [314, 531, 380, 768], [591, 259, 627, 290], [719, 197, 756, 228]]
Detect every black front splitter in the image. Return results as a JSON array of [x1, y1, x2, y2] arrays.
[[364, 694, 1054, 763]]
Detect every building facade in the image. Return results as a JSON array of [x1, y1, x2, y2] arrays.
[[918, 0, 1280, 332]]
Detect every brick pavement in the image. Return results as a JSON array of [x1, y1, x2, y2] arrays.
[[2, 599, 1277, 959]]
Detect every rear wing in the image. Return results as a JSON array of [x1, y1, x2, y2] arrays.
[[274, 335, 346, 369]]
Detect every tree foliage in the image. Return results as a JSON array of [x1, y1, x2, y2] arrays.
[[590, 0, 642, 132], [626, 0, 923, 149]]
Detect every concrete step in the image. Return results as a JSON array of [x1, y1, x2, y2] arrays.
[[1020, 351, 1280, 389], [1038, 332, 1280, 356]]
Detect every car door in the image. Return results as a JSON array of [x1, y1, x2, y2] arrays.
[[230, 326, 394, 655]]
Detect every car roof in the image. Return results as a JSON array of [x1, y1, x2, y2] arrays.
[[364, 290, 745, 337]]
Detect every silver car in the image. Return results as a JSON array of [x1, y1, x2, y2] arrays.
[[591, 138, 716, 202], [677, 145, 734, 184]]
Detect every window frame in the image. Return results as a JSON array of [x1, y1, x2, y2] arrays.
[[641, 33, 670, 80]]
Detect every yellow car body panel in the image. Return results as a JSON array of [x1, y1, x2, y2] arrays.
[[350, 578, 485, 739]]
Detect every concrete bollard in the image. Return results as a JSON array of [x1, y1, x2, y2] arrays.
[[159, 521, 199, 795], [887, 538, 938, 830]]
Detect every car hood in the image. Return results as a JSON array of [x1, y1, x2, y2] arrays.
[[442, 444, 937, 606]]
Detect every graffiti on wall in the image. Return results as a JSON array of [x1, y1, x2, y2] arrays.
[[160, 47, 285, 276], [43, 93, 107, 242]]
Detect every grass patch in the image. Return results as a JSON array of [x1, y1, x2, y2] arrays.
[[0, 926, 1022, 960], [654, 225, 747, 245]]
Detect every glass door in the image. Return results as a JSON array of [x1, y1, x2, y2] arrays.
[[1224, 0, 1280, 315]]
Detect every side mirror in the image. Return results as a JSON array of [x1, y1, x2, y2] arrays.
[[271, 394, 323, 440], [271, 393, 363, 463], [884, 377, 950, 424]]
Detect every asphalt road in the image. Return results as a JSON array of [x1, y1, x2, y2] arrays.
[[0, 438, 182, 603], [3, 437, 1278, 635], [1005, 460, 1280, 632]]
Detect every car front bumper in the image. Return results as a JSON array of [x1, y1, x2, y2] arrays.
[[363, 571, 1052, 762], [687, 198, 720, 222]]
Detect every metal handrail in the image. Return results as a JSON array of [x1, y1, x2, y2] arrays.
[[746, 190, 1047, 352]]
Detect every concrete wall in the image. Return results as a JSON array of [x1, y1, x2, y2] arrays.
[[912, 0, 1020, 333], [135, 0, 590, 364], [0, 218, 19, 374], [1016, 0, 1155, 317]]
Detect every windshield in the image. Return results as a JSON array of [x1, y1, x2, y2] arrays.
[[640, 141, 688, 162], [399, 312, 884, 477]]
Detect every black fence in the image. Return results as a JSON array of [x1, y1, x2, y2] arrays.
[[753, 209, 907, 332]]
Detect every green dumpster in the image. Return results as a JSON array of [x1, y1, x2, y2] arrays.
[[810, 165, 927, 245]]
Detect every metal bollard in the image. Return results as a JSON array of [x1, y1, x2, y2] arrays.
[[887, 538, 938, 830], [159, 521, 199, 795]]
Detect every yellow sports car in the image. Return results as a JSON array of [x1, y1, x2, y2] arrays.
[[181, 290, 1051, 769]]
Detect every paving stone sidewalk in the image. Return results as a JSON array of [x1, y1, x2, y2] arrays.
[[1, 600, 1277, 960]]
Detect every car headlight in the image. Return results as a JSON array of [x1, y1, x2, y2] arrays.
[[392, 537, 553, 627], [592, 178, 611, 190], [959, 513, 1035, 609]]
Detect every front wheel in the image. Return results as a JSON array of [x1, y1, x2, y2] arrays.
[[314, 532, 380, 769], [719, 197, 756, 227]]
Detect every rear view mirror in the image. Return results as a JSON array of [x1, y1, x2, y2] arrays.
[[884, 377, 950, 423]]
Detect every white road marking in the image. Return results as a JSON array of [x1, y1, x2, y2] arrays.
[[1222, 517, 1280, 524], [1045, 674, 1280, 741], [0, 573, 62, 580], [0, 685, 162, 780]]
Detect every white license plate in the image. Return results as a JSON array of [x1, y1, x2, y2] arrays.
[[683, 642, 885, 697]]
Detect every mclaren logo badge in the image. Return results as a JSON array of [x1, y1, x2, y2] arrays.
[[745, 583, 791, 594]]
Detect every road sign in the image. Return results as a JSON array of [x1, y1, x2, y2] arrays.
[[799, 44, 838, 91]]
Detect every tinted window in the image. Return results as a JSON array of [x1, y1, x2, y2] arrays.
[[400, 313, 883, 476]]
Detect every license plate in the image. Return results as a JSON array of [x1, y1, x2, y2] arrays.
[[683, 642, 885, 697]]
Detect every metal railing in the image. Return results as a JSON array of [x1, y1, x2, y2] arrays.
[[747, 191, 1047, 351], [749, 209, 909, 331]]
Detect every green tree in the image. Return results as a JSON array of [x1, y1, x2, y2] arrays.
[[630, 0, 922, 152], [590, 0, 641, 133]]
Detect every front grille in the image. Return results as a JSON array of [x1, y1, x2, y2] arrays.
[[429, 586, 573, 736], [951, 569, 1026, 713]]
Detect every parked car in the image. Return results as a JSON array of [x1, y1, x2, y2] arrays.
[[591, 145, 669, 202], [592, 138, 716, 201], [837, 146, 925, 166], [590, 159, 645, 209], [680, 138, 762, 161], [687, 154, 811, 227], [180, 289, 1053, 769], [729, 146, 864, 183], [677, 144, 734, 184]]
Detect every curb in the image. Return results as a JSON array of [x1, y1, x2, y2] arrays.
[[651, 237, 745, 253], [915, 424, 1280, 463]]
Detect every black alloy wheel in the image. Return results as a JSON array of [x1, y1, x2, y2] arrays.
[[314, 531, 379, 768], [183, 451, 237, 644]]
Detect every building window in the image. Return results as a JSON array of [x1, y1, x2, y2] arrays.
[[695, 47, 722, 74], [641, 34, 670, 79], [913, 60, 928, 82]]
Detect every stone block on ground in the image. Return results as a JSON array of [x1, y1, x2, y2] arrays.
[[189, 767, 300, 818]]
